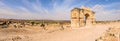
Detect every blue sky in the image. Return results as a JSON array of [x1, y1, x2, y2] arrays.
[[0, 0, 120, 20]]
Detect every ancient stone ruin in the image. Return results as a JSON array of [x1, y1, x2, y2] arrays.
[[71, 6, 95, 27]]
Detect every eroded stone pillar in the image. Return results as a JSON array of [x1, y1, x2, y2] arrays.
[[71, 19, 79, 28], [79, 10, 85, 27], [71, 8, 80, 28], [92, 13, 96, 24]]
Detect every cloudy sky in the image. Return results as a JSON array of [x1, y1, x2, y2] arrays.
[[0, 0, 120, 21]]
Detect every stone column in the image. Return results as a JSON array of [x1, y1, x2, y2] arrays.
[[71, 8, 80, 28], [92, 13, 96, 24], [79, 10, 85, 27]]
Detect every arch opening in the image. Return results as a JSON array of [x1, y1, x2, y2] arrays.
[[84, 14, 90, 25]]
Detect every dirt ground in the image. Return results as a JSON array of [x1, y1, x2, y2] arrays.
[[0, 22, 120, 41]]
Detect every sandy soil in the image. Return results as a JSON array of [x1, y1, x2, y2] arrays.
[[0, 22, 120, 41]]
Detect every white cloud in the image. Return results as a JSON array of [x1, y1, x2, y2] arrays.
[[0, 0, 84, 20], [91, 3, 120, 21], [0, 0, 120, 21], [0, 8, 17, 15]]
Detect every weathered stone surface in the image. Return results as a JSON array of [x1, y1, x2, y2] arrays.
[[71, 6, 95, 27]]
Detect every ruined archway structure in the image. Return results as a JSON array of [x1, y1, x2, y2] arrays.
[[71, 7, 95, 28]]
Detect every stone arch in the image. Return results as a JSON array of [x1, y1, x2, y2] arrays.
[[71, 7, 95, 28]]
